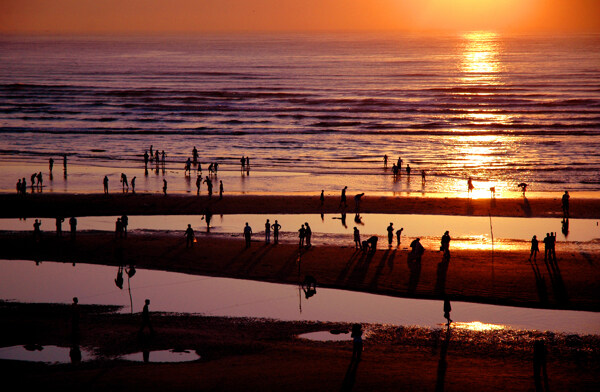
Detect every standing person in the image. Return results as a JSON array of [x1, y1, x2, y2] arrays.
[[219, 180, 223, 200], [161, 150, 166, 166], [441, 231, 451, 258], [103, 176, 109, 194], [387, 222, 394, 247], [22, 177, 27, 195], [31, 173, 37, 192], [467, 177, 474, 195], [63, 154, 67, 171], [320, 190, 325, 206], [149, 145, 153, 160], [529, 235, 539, 261], [396, 227, 404, 247], [421, 170, 426, 184], [184, 158, 192, 175], [205, 177, 213, 198], [351, 323, 363, 362], [240, 156, 246, 172], [562, 191, 570, 218], [397, 157, 402, 170], [49, 158, 54, 173], [304, 222, 312, 248], [196, 175, 201, 195], [265, 219, 271, 244], [543, 233, 551, 261], [139, 299, 154, 336], [69, 217, 77, 241], [443, 298, 452, 325], [354, 227, 361, 249], [550, 232, 557, 262], [162, 179, 167, 195], [406, 164, 411, 176], [16, 179, 21, 195], [185, 224, 195, 248], [115, 218, 123, 238], [272, 220, 281, 244], [121, 215, 129, 238], [409, 238, 425, 262], [131, 176, 136, 194], [192, 146, 198, 163], [121, 173, 128, 193], [143, 151, 149, 168], [33, 219, 42, 242], [37, 172, 43, 191], [339, 186, 348, 207], [243, 222, 252, 248], [298, 224, 306, 249], [56, 217, 64, 237], [384, 154, 388, 167]]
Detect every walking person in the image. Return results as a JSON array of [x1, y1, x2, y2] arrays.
[[196, 175, 201, 195], [354, 227, 361, 249], [219, 180, 223, 200], [69, 217, 77, 241], [265, 219, 271, 244], [162, 179, 167, 195], [387, 222, 394, 247], [243, 222, 252, 248], [185, 224, 195, 248], [37, 172, 43, 191], [272, 220, 281, 244], [304, 222, 312, 248], [49, 158, 54, 173], [441, 230, 451, 259], [339, 186, 348, 207], [529, 235, 539, 261]]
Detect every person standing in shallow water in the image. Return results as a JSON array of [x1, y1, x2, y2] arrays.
[[219, 180, 223, 200], [162, 179, 167, 195], [320, 190, 324, 206], [298, 224, 306, 248], [103, 176, 109, 194], [244, 222, 252, 248], [396, 227, 403, 247], [529, 235, 539, 261], [304, 222, 312, 248], [272, 220, 281, 244], [339, 186, 348, 207], [265, 219, 271, 244], [354, 227, 361, 249], [387, 222, 394, 247], [33, 219, 42, 242], [562, 191, 570, 218]]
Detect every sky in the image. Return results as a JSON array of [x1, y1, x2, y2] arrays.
[[1, 0, 599, 34]]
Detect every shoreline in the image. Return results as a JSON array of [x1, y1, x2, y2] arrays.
[[2, 193, 599, 219]]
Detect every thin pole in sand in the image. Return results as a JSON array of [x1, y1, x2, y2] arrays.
[[489, 211, 495, 294]]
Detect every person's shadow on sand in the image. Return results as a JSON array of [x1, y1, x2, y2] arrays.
[[435, 325, 452, 392], [340, 356, 360, 392]]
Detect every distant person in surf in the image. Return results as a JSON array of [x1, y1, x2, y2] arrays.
[[63, 154, 67, 171], [219, 180, 223, 199], [240, 156, 246, 171], [320, 190, 325, 206], [16, 179, 21, 195], [406, 164, 411, 176], [441, 230, 451, 259], [120, 173, 128, 193], [131, 176, 136, 193], [192, 146, 198, 163], [397, 157, 402, 169], [162, 179, 167, 195], [396, 227, 403, 247], [562, 191, 570, 218], [421, 170, 426, 185], [265, 219, 271, 243], [298, 224, 306, 248], [518, 182, 528, 196], [103, 176, 109, 194], [121, 215, 128, 237], [30, 173, 37, 192], [49, 158, 54, 173], [196, 175, 201, 195], [354, 227, 361, 249], [204, 176, 212, 198], [143, 151, 149, 167], [271, 220, 281, 244], [384, 155, 388, 167], [467, 177, 474, 195], [305, 222, 312, 247], [37, 172, 43, 191], [184, 158, 192, 175], [339, 186, 348, 207], [243, 222, 252, 248]]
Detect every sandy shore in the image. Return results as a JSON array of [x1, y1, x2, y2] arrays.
[[1, 231, 598, 311], [0, 301, 598, 392], [1, 192, 600, 219]]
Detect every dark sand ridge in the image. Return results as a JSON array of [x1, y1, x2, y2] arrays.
[[1, 193, 600, 219], [1, 302, 598, 392], [1, 231, 598, 311]]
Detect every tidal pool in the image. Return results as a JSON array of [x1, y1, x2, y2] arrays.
[[0, 344, 95, 364], [1, 259, 599, 335]]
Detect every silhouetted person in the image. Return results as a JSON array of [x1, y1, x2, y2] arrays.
[[519, 182, 528, 196], [340, 186, 348, 207], [149, 145, 153, 160], [351, 324, 363, 361], [320, 190, 324, 206], [71, 297, 80, 340], [265, 219, 271, 243], [410, 238, 425, 262], [161, 150, 165, 166], [443, 298, 452, 325], [69, 217, 77, 241], [206, 177, 213, 198], [103, 176, 109, 194], [529, 235, 539, 261], [139, 299, 154, 336], [396, 227, 403, 247], [219, 180, 223, 199], [298, 224, 306, 248], [37, 172, 43, 191], [271, 220, 281, 244], [467, 177, 474, 195], [305, 222, 312, 247], [549, 232, 557, 262], [131, 176, 136, 194], [16, 179, 21, 195], [364, 236, 378, 253], [354, 193, 364, 212], [240, 156, 246, 171], [397, 157, 402, 169], [115, 265, 124, 289], [543, 233, 551, 261], [185, 224, 195, 248], [561, 191, 570, 218], [121, 215, 128, 237], [383, 154, 388, 167], [184, 158, 192, 175], [387, 222, 394, 247], [192, 146, 198, 163], [441, 231, 451, 259], [354, 227, 361, 249], [162, 179, 167, 195], [115, 218, 123, 238], [406, 164, 411, 175], [121, 173, 128, 193], [533, 339, 549, 392], [22, 177, 27, 195], [244, 222, 252, 248], [196, 175, 201, 195], [33, 219, 41, 242], [490, 186, 496, 198], [56, 217, 64, 237], [63, 154, 67, 171], [49, 158, 54, 173], [30, 173, 37, 192], [144, 151, 149, 168]]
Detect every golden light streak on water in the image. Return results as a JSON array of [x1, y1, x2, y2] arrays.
[[452, 321, 506, 332]]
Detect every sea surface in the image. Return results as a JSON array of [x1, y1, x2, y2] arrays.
[[1, 32, 599, 195]]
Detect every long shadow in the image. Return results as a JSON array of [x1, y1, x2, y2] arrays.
[[521, 196, 532, 217], [434, 325, 452, 392], [407, 254, 422, 294], [368, 249, 393, 289], [238, 244, 274, 275], [336, 250, 362, 285], [544, 256, 569, 305], [528, 257, 549, 305], [276, 249, 306, 280], [465, 199, 474, 216], [340, 357, 360, 392], [346, 250, 374, 286], [434, 253, 450, 296]]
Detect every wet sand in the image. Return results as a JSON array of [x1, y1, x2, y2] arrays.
[[0, 301, 598, 392], [1, 193, 600, 218], [1, 231, 598, 311]]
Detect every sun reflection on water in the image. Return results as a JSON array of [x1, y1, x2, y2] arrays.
[[452, 321, 506, 332]]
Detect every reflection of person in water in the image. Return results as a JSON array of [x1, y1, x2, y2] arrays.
[[302, 275, 317, 299], [443, 298, 452, 325], [115, 266, 124, 289]]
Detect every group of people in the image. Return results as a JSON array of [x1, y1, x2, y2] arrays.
[[16, 173, 43, 195], [115, 215, 129, 238], [529, 232, 558, 262], [31, 216, 78, 241], [263, 219, 282, 244]]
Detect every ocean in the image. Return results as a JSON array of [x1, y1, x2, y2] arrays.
[[1, 32, 599, 195]]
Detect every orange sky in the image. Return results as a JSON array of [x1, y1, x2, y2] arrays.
[[1, 0, 599, 34]]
